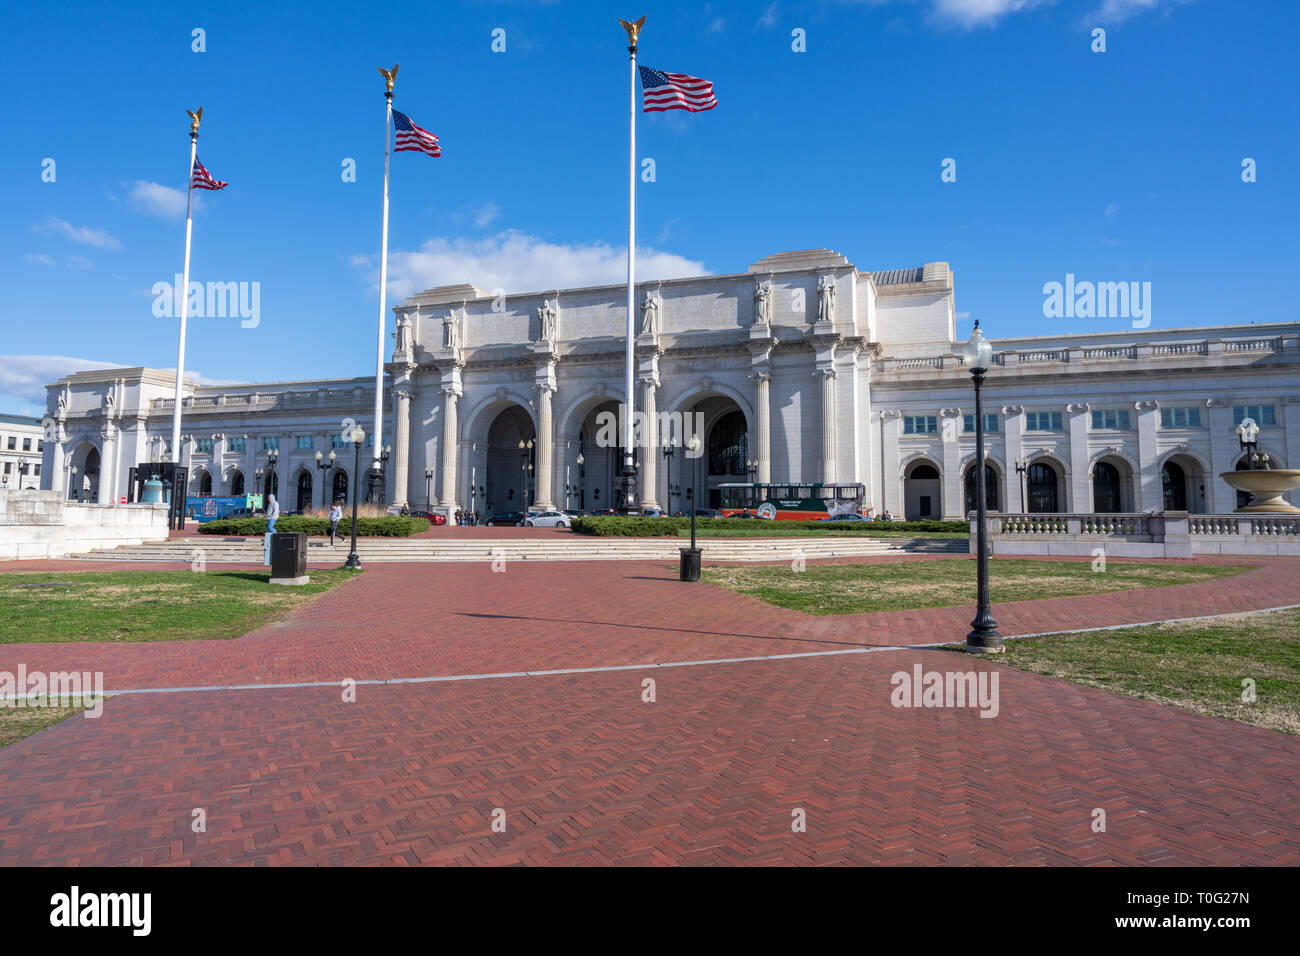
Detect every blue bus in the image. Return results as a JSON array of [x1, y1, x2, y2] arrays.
[[185, 494, 262, 522]]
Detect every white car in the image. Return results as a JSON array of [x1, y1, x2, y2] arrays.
[[524, 510, 572, 528]]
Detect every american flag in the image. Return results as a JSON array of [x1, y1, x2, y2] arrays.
[[393, 109, 441, 157], [639, 66, 717, 113], [190, 156, 228, 191]]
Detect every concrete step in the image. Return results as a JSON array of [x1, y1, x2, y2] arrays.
[[73, 535, 969, 563]]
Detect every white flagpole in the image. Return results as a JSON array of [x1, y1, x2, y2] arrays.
[[171, 117, 200, 462], [621, 20, 641, 512], [373, 76, 395, 503]]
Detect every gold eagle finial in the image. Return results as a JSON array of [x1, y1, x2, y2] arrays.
[[377, 62, 399, 94], [619, 16, 646, 48], [186, 106, 203, 134]]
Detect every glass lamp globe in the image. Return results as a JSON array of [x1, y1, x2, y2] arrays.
[[958, 323, 994, 370]]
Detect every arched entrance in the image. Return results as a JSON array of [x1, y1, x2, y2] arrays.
[[296, 471, 313, 512], [672, 394, 748, 511], [903, 460, 941, 520], [198, 470, 213, 496], [331, 469, 349, 505], [69, 445, 100, 503], [963, 463, 1000, 515], [1027, 461, 1059, 513], [230, 470, 245, 497], [482, 404, 536, 514]]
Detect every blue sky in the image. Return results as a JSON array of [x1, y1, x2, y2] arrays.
[[1, 0, 1295, 415]]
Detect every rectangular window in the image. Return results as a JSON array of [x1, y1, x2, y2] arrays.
[[228, 437, 246, 453], [37, 440, 44, 452], [903, 415, 938, 435], [295, 435, 314, 451], [331, 435, 349, 450], [2, 463, 9, 475], [22, 438, 32, 451], [1233, 405, 1276, 427], [1090, 409, 1132, 430], [963, 413, 999, 434], [1160, 407, 1202, 428], [195, 438, 214, 454], [1025, 411, 1064, 431], [33, 464, 40, 476], [6, 437, 13, 450], [262, 436, 279, 451]]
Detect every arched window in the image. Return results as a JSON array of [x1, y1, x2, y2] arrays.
[[297, 472, 313, 512], [230, 471, 245, 497], [332, 470, 348, 504], [199, 471, 212, 495], [1162, 461, 1187, 511], [910, 463, 940, 480], [1027, 462, 1058, 513], [964, 464, 999, 514], [1093, 461, 1122, 513], [708, 410, 748, 476]]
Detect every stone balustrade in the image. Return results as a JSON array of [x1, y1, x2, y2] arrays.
[[973, 511, 1300, 557]]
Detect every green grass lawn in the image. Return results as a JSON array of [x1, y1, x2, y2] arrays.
[[702, 558, 1250, 615], [0, 706, 83, 749], [941, 608, 1300, 735], [0, 569, 357, 644]]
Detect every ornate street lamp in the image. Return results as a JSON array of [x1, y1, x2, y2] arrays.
[[265, 447, 279, 500], [1014, 456, 1029, 514], [345, 424, 365, 569], [1236, 418, 1270, 470], [424, 467, 434, 510], [518, 439, 534, 520], [958, 321, 1002, 654], [576, 453, 585, 512], [662, 441, 675, 515], [680, 435, 703, 581], [316, 450, 336, 509]]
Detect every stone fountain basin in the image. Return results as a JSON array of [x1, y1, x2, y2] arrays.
[[1220, 469, 1300, 514]]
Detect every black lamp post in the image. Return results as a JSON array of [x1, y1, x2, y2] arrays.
[[1236, 418, 1269, 470], [518, 438, 534, 521], [662, 441, 675, 516], [424, 467, 434, 509], [679, 435, 702, 581], [959, 321, 1002, 654], [368, 443, 390, 505], [345, 425, 365, 569], [1014, 456, 1029, 514], [265, 448, 279, 500], [575, 454, 584, 512], [316, 449, 336, 509]]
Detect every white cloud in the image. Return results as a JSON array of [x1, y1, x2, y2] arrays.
[[23, 254, 55, 267], [473, 201, 500, 229], [1094, 0, 1192, 23], [127, 180, 189, 220], [65, 256, 95, 271], [1105, 202, 1119, 215], [31, 217, 122, 251], [927, 0, 1053, 29], [755, 3, 778, 29], [367, 230, 710, 301], [0, 355, 125, 407], [706, 17, 727, 34]]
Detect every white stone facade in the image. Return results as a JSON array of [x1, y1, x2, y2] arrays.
[[39, 249, 1300, 519], [0, 415, 44, 491]]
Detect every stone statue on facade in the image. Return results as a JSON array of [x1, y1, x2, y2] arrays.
[[444, 306, 463, 350], [640, 290, 660, 337], [537, 298, 559, 344], [817, 273, 836, 325], [394, 313, 413, 354], [753, 278, 772, 330]]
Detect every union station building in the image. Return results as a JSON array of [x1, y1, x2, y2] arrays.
[[41, 248, 1300, 519]]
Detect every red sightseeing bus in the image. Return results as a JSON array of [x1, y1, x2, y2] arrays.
[[717, 482, 866, 520]]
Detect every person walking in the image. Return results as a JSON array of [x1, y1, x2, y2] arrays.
[[329, 500, 343, 545], [265, 494, 280, 534]]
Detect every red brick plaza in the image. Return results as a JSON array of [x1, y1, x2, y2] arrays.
[[0, 553, 1297, 866]]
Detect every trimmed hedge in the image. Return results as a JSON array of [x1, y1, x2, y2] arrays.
[[196, 515, 430, 537], [570, 516, 968, 537]]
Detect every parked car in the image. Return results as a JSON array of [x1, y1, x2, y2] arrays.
[[640, 507, 665, 518], [484, 511, 527, 526], [817, 513, 871, 522], [407, 510, 447, 526], [524, 510, 572, 528], [692, 508, 723, 519], [228, 508, 256, 519], [590, 508, 619, 516], [727, 511, 762, 519], [562, 509, 587, 518]]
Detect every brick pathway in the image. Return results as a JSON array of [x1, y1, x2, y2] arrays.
[[0, 555, 1297, 865]]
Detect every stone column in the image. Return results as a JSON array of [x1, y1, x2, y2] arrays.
[[1067, 403, 1091, 512], [392, 385, 413, 508], [1135, 401, 1162, 512], [534, 383, 556, 510], [1003, 406, 1025, 513], [639, 376, 659, 510], [439, 385, 460, 508], [99, 424, 118, 503], [818, 368, 837, 485], [750, 370, 771, 484]]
